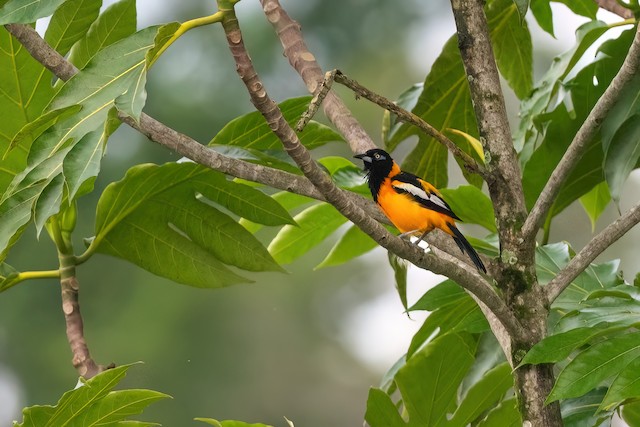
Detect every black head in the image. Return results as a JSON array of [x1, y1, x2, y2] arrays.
[[354, 149, 395, 199]]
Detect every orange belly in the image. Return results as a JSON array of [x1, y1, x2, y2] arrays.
[[377, 180, 453, 235]]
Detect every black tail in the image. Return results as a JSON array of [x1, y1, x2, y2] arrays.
[[447, 224, 486, 273]]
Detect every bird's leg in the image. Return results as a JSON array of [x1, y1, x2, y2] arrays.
[[398, 230, 420, 241], [414, 229, 430, 245]]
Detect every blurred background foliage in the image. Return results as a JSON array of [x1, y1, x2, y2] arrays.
[[0, 0, 639, 426]]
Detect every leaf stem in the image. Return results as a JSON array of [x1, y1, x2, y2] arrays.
[[148, 11, 225, 67]]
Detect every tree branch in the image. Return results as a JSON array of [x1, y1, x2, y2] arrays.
[[6, 17, 511, 335], [260, 0, 375, 155], [545, 202, 640, 303], [311, 69, 487, 177], [595, 0, 634, 19], [218, 0, 526, 342], [449, 0, 528, 259], [522, 23, 640, 240]]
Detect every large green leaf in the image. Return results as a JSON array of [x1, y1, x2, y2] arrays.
[[561, 388, 612, 427], [315, 224, 378, 269], [515, 20, 611, 156], [487, 0, 533, 99], [268, 202, 348, 264], [554, 0, 597, 19], [388, 36, 477, 189], [366, 333, 510, 427], [439, 186, 496, 232], [0, 27, 56, 192], [603, 114, 640, 204], [0, 26, 158, 259], [579, 181, 611, 231], [15, 364, 168, 427], [548, 331, 640, 403], [94, 163, 292, 287], [210, 97, 343, 150], [449, 363, 513, 427], [408, 280, 488, 357], [0, 0, 66, 25], [530, 0, 554, 36], [68, 0, 137, 70], [195, 420, 275, 427], [476, 398, 520, 426], [45, 0, 101, 57]]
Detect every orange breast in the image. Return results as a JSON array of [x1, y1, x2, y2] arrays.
[[377, 178, 453, 235]]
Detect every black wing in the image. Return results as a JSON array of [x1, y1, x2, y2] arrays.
[[391, 172, 461, 220]]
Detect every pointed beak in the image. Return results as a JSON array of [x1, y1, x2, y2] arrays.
[[354, 153, 372, 163]]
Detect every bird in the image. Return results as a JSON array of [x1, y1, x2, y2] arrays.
[[355, 148, 486, 273]]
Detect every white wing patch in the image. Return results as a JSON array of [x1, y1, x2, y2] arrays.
[[392, 182, 450, 211]]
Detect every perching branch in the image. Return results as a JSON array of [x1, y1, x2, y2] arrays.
[[217, 0, 526, 342], [299, 69, 486, 177], [522, 23, 640, 240], [595, 0, 634, 19], [545, 202, 640, 303]]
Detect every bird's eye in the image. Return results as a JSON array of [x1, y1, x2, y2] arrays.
[[374, 153, 381, 159]]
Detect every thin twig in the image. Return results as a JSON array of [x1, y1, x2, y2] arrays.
[[295, 70, 335, 132], [219, 0, 526, 341], [333, 70, 486, 176], [545, 202, 640, 303], [523, 23, 640, 240]]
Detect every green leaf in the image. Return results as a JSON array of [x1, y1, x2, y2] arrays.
[[601, 356, 640, 410], [439, 186, 496, 232], [410, 279, 467, 312], [210, 97, 343, 150], [68, 0, 137, 70], [145, 21, 180, 65], [579, 182, 611, 231], [0, 26, 56, 191], [603, 114, 640, 204], [195, 420, 274, 427], [0, 26, 158, 252], [548, 331, 640, 402], [268, 203, 348, 264], [408, 296, 487, 357], [521, 324, 636, 366], [365, 333, 476, 427], [388, 35, 477, 188], [315, 224, 377, 269], [383, 83, 422, 144], [554, 0, 597, 19], [449, 363, 513, 426], [622, 400, 640, 426], [15, 363, 166, 427], [488, 0, 533, 99], [0, 262, 19, 292], [239, 191, 311, 234], [388, 251, 409, 312], [477, 398, 520, 427], [6, 105, 82, 155], [530, 0, 554, 37], [364, 388, 405, 427], [515, 20, 610, 155], [511, 0, 529, 20], [0, 0, 66, 25], [94, 163, 290, 287], [45, 0, 101, 57], [561, 388, 611, 427]]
